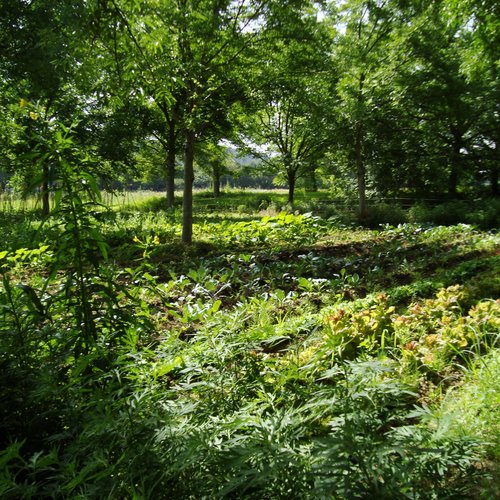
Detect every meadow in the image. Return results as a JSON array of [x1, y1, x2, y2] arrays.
[[0, 189, 499, 498]]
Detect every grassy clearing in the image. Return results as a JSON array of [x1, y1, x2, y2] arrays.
[[0, 190, 499, 498], [0, 192, 41, 213]]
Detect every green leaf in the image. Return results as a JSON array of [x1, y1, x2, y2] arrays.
[[80, 172, 101, 200], [211, 299, 222, 314], [54, 188, 63, 209], [96, 240, 108, 261]]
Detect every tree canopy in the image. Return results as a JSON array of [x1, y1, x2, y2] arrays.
[[0, 0, 498, 237]]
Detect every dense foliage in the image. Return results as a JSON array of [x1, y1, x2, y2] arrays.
[[0, 184, 499, 497], [0, 0, 498, 497], [1, 0, 498, 238]]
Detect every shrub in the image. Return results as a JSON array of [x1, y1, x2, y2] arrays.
[[409, 199, 500, 229], [465, 198, 500, 229], [428, 201, 472, 226], [324, 293, 397, 359], [361, 203, 408, 228]]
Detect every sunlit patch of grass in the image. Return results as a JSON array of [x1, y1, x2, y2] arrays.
[[429, 348, 500, 498], [103, 190, 169, 210], [435, 349, 500, 454], [0, 192, 41, 212]]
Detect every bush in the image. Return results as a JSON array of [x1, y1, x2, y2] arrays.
[[409, 199, 500, 229], [465, 198, 500, 229], [428, 201, 472, 226], [361, 203, 408, 228]]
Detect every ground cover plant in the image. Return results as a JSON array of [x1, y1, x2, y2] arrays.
[[2, 0, 499, 495], [0, 187, 499, 498]]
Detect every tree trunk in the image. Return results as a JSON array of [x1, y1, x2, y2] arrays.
[[355, 73, 366, 218], [355, 121, 366, 218], [305, 168, 318, 192], [490, 164, 499, 197], [42, 163, 50, 215], [489, 135, 499, 196], [448, 167, 459, 198], [166, 120, 177, 208], [213, 168, 221, 198], [287, 169, 296, 205], [448, 134, 463, 198], [182, 130, 196, 244]]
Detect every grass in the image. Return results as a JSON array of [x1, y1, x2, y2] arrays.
[[0, 192, 41, 212], [0, 189, 499, 498], [430, 348, 500, 499]]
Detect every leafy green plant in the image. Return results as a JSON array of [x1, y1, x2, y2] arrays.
[[310, 360, 482, 499], [1, 177, 498, 500], [324, 293, 397, 359], [432, 348, 500, 497], [396, 287, 499, 374], [0, 120, 155, 484], [202, 211, 328, 249]]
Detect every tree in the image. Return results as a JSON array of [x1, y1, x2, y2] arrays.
[[0, 0, 97, 212], [243, 90, 329, 204], [240, 5, 331, 204], [372, 1, 498, 198], [101, 0, 270, 243], [449, 0, 499, 196], [329, 0, 408, 216], [196, 141, 236, 197]]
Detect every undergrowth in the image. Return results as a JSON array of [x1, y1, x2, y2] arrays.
[[0, 181, 499, 497]]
